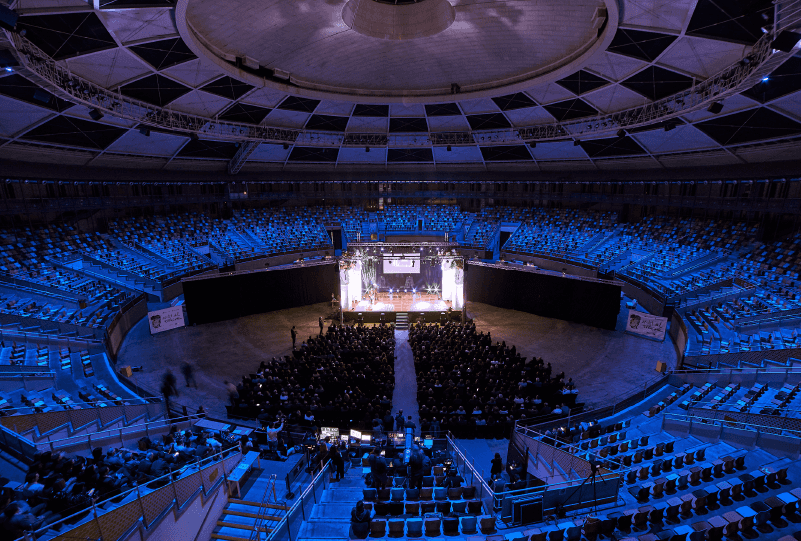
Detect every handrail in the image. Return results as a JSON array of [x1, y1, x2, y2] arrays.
[[36, 412, 202, 450], [19, 445, 242, 541], [516, 372, 668, 431], [671, 366, 801, 375], [267, 460, 333, 540], [663, 410, 801, 439], [249, 474, 278, 541]]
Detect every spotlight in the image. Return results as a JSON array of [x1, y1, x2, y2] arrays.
[[139, 127, 150, 137], [190, 133, 199, 141], [366, 146, 370, 152], [616, 129, 626, 138], [762, 76, 769, 82], [446, 145, 452, 151], [89, 108, 104, 121], [573, 140, 581, 146], [707, 102, 723, 114], [664, 121, 677, 132], [529, 142, 536, 148], [283, 143, 289, 150]]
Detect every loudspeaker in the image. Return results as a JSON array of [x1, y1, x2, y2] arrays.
[[656, 361, 667, 373], [772, 31, 801, 53], [0, 5, 18, 32], [707, 102, 723, 114], [120, 366, 133, 377]]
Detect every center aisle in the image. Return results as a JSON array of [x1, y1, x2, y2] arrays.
[[391, 329, 420, 432]]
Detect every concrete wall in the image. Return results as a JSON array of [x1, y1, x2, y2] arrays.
[[500, 253, 598, 278], [234, 250, 334, 271], [107, 296, 148, 360]]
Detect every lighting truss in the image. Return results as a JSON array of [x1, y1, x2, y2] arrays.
[[5, 0, 801, 148]]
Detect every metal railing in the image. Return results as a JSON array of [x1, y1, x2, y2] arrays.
[[662, 410, 801, 439], [16, 445, 242, 541], [31, 413, 201, 454], [516, 372, 669, 433], [267, 461, 334, 541], [250, 474, 279, 541], [445, 433, 496, 514], [6, 1, 800, 146]]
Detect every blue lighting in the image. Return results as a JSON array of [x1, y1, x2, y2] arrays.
[[762, 76, 769, 82], [3, 67, 12, 73]]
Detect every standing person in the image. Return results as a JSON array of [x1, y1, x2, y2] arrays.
[[328, 444, 344, 481], [181, 362, 197, 388], [408, 445, 424, 489], [319, 316, 324, 336], [395, 410, 405, 432], [372, 448, 388, 489], [224, 380, 238, 406], [291, 326, 297, 349], [264, 418, 284, 452], [404, 416, 417, 437], [382, 411, 395, 433], [161, 370, 179, 413], [490, 453, 503, 480]]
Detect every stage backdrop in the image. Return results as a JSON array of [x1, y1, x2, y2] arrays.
[[465, 264, 621, 330], [183, 263, 338, 325]]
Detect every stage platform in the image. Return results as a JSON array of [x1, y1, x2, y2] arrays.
[[347, 291, 451, 313]]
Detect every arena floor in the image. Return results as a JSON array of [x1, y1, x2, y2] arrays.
[[117, 297, 677, 423]]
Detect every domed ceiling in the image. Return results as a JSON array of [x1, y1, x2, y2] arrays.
[[0, 0, 799, 173]]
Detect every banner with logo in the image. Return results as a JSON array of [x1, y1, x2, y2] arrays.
[[625, 309, 667, 341], [147, 306, 186, 335]]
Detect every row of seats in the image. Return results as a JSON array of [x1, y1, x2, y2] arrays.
[[363, 485, 478, 502]]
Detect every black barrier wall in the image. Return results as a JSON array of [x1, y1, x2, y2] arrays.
[[183, 263, 339, 325], [465, 264, 621, 330]]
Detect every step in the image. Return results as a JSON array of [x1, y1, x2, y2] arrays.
[[217, 521, 272, 533], [228, 499, 290, 511], [223, 509, 282, 521], [210, 532, 250, 541]]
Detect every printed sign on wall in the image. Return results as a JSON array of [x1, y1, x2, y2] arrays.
[[148, 306, 186, 335], [626, 309, 667, 341]]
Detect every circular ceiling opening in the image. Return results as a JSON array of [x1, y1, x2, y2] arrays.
[[343, 0, 455, 40], [178, 0, 618, 101]]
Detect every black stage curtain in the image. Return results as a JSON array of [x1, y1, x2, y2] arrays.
[[183, 263, 338, 325], [465, 264, 620, 330]]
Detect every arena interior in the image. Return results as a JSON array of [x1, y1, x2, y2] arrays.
[[1, 0, 801, 540]]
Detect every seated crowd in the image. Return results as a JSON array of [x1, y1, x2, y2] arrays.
[[410, 321, 578, 439], [0, 427, 235, 540], [230, 324, 396, 430]]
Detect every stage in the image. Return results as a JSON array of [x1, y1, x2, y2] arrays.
[[348, 291, 452, 312]]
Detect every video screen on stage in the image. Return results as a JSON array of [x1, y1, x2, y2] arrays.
[[339, 245, 464, 313], [383, 255, 420, 274]]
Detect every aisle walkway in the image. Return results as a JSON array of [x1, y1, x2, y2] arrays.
[[391, 330, 420, 432]]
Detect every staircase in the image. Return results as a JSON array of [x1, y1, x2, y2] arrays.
[[211, 471, 287, 541], [395, 312, 408, 330], [295, 464, 364, 541], [212, 498, 289, 541]]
